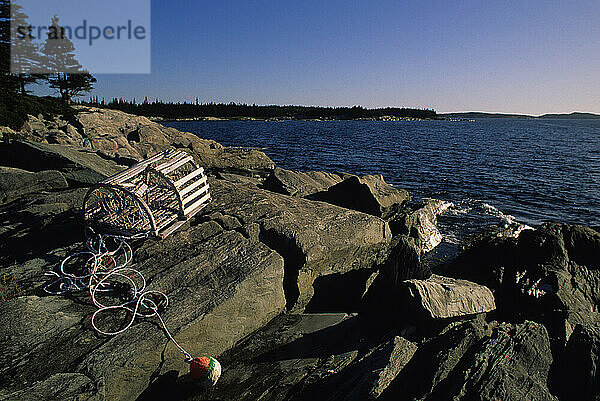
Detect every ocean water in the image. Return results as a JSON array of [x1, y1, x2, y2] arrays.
[[161, 119, 600, 247]]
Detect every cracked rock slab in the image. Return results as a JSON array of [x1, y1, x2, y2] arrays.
[[206, 179, 392, 310], [381, 320, 557, 401], [261, 167, 350, 197]]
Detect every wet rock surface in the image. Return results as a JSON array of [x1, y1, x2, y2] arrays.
[[0, 108, 597, 400]]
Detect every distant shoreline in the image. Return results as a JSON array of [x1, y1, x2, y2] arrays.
[[80, 98, 600, 122], [150, 112, 600, 123], [150, 116, 447, 122]]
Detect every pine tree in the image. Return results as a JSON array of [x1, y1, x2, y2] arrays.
[[41, 16, 95, 102], [57, 72, 96, 102], [41, 16, 82, 73]]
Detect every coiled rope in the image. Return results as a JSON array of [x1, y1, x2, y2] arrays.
[[44, 227, 193, 362]]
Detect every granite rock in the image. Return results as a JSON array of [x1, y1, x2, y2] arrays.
[[0, 166, 68, 204], [262, 167, 350, 197], [308, 174, 409, 219], [403, 274, 496, 320]]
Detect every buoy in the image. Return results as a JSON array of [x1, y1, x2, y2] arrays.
[[190, 356, 221, 387]]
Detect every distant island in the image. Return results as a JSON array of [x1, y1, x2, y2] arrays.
[[441, 111, 600, 120], [83, 98, 438, 121], [90, 98, 600, 121]]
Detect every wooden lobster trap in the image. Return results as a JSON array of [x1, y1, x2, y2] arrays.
[[83, 149, 211, 238]]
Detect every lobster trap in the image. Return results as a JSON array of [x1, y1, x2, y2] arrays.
[[83, 149, 211, 238]]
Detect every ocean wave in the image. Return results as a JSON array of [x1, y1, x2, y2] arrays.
[[481, 202, 516, 225], [440, 199, 534, 243], [445, 205, 472, 215]]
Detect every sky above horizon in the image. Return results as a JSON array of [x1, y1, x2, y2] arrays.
[[84, 0, 599, 115]]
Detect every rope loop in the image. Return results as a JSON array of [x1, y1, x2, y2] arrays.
[[45, 229, 192, 361]]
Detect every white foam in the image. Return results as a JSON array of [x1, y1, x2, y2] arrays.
[[481, 202, 516, 225], [446, 206, 472, 215], [480, 202, 537, 237], [439, 198, 534, 241]]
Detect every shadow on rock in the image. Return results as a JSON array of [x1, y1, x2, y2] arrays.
[[253, 315, 363, 364], [304, 269, 375, 313]]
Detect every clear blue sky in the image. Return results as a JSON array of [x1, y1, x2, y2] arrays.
[[89, 0, 599, 115]]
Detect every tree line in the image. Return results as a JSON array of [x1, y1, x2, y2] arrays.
[[84, 97, 438, 120]]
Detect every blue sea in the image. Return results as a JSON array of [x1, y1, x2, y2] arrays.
[[161, 119, 600, 248]]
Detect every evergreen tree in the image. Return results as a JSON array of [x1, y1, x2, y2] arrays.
[[55, 72, 96, 103], [41, 16, 95, 102], [41, 16, 82, 73]]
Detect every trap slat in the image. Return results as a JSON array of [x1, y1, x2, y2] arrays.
[[104, 151, 168, 184], [83, 149, 211, 238], [134, 183, 149, 198], [156, 212, 180, 231], [161, 155, 194, 175], [155, 151, 189, 172], [175, 168, 204, 188], [182, 185, 210, 207], [183, 192, 211, 216], [179, 175, 208, 197]]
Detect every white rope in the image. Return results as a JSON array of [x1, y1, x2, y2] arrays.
[[44, 228, 193, 362]]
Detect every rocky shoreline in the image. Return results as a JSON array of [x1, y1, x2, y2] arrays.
[[0, 107, 598, 401]]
